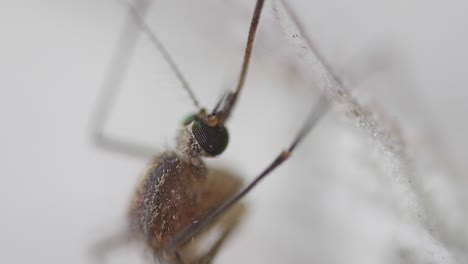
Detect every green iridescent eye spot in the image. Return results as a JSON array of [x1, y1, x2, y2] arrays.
[[192, 120, 229, 156], [182, 114, 196, 126]]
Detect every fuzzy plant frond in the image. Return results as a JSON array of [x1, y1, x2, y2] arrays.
[[272, 0, 466, 263]]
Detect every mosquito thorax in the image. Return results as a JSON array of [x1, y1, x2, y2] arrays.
[[177, 112, 229, 158]]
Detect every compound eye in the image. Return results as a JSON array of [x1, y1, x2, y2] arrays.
[[192, 120, 229, 156]]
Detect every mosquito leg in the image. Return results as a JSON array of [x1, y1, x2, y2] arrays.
[[192, 204, 245, 264], [156, 168, 244, 263], [92, 0, 205, 158], [90, 0, 160, 158], [164, 95, 330, 255], [90, 230, 134, 264]]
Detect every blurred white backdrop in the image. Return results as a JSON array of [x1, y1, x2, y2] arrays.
[[1, 0, 467, 264]]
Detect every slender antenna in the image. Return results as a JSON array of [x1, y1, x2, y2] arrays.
[[124, 0, 201, 108], [165, 96, 330, 253], [216, 0, 265, 123]]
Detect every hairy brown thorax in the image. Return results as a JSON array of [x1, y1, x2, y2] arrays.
[[128, 152, 207, 251]]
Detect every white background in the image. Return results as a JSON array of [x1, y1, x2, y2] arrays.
[[1, 0, 467, 263]]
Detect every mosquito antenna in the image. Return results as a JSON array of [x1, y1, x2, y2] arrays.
[[165, 96, 330, 254], [124, 0, 201, 108], [216, 0, 265, 124]]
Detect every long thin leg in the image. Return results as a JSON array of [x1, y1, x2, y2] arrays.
[[193, 232, 229, 264], [90, 231, 134, 264], [90, 0, 158, 158], [192, 203, 245, 264], [165, 95, 330, 255]]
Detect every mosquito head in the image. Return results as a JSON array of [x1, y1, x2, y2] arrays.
[[173, 0, 265, 159], [177, 109, 229, 158]]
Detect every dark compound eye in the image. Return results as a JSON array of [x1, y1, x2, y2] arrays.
[[191, 120, 229, 156]]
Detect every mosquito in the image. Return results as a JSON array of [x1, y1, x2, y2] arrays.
[[91, 0, 330, 263]]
